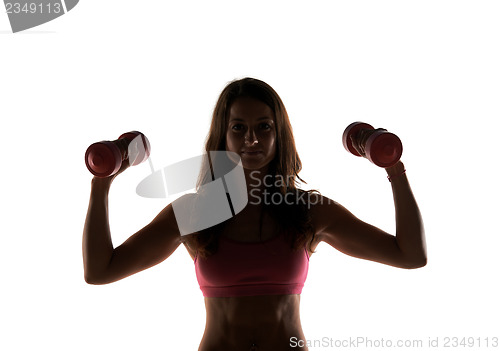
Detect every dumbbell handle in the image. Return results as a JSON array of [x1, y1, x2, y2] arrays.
[[109, 138, 130, 159]]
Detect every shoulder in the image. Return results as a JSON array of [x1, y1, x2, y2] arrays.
[[306, 193, 344, 241]]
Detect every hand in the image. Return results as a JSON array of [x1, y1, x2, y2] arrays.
[[350, 127, 387, 158], [91, 158, 131, 187]]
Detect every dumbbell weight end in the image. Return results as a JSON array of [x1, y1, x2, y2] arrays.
[[85, 141, 123, 177], [365, 131, 402, 168]]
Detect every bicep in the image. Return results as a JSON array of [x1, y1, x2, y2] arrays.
[[312, 197, 407, 268], [103, 203, 182, 284]]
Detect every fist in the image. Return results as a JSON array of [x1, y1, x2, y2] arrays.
[[350, 128, 387, 158]]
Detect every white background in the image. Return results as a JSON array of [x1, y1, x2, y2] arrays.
[[1, 1, 499, 350]]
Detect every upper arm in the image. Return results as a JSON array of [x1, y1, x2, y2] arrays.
[[310, 194, 414, 269], [92, 203, 182, 284]]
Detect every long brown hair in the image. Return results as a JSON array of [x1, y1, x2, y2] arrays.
[[180, 77, 320, 258]]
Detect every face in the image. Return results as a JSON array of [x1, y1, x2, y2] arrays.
[[225, 97, 277, 171]]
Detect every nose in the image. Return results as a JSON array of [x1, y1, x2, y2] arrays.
[[244, 129, 259, 145]]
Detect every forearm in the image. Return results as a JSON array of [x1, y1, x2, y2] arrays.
[[82, 178, 115, 282], [386, 161, 427, 267]]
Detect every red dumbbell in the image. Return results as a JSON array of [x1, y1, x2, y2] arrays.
[[342, 122, 402, 168], [85, 131, 151, 177]]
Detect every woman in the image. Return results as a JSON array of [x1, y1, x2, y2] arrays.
[[83, 77, 427, 351]]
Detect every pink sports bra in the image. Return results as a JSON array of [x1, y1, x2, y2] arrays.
[[194, 232, 310, 298]]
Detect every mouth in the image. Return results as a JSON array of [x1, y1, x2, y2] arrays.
[[241, 151, 263, 156]]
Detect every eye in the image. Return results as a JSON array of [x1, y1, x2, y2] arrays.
[[231, 124, 244, 131], [260, 123, 271, 130]]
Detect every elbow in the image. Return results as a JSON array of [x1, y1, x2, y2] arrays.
[[84, 273, 99, 285], [83, 265, 97, 284], [403, 256, 427, 269], [84, 272, 109, 285]]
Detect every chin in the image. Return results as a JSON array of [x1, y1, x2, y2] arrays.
[[242, 161, 271, 172], [242, 163, 263, 171]]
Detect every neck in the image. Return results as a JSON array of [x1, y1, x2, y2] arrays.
[[244, 167, 271, 206]]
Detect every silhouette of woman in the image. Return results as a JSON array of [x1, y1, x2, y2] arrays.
[[83, 77, 426, 351]]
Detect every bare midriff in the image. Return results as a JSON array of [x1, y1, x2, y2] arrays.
[[198, 294, 308, 351]]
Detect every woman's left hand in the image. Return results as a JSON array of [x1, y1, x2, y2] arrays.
[[350, 127, 387, 158]]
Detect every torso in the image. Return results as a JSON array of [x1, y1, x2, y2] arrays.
[[183, 204, 320, 351]]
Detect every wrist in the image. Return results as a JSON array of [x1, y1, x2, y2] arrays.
[[385, 161, 406, 182], [385, 161, 405, 176], [91, 176, 112, 193]]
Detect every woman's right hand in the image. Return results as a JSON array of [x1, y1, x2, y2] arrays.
[[92, 157, 131, 186]]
